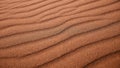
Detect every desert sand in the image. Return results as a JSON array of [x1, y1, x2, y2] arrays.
[[0, 0, 120, 68]]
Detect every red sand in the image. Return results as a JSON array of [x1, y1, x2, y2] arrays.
[[0, 0, 120, 68]]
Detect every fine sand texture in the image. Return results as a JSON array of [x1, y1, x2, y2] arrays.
[[0, 0, 120, 68]]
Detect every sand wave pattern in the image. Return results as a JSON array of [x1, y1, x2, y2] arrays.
[[0, 0, 120, 68]]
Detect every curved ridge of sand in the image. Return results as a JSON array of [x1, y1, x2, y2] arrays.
[[0, 0, 120, 68]]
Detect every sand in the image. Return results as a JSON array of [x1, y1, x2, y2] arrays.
[[0, 0, 120, 68]]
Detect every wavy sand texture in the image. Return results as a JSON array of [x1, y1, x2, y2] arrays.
[[0, 0, 120, 68]]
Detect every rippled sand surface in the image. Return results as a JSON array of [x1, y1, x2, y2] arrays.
[[0, 0, 120, 68]]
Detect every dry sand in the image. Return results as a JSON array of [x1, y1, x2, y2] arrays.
[[0, 0, 120, 68]]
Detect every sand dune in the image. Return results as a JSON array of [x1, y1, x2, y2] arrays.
[[0, 0, 120, 68]]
